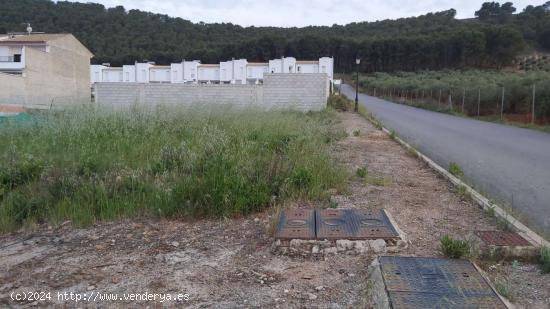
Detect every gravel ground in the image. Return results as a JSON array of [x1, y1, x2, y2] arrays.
[[0, 110, 548, 308]]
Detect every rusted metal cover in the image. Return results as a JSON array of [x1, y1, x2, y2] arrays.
[[274, 209, 316, 240], [475, 231, 531, 247], [379, 256, 507, 309], [316, 209, 399, 240]]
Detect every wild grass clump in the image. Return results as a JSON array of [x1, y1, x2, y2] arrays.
[[0, 106, 348, 232], [440, 235, 470, 258], [448, 162, 464, 178], [328, 95, 352, 112], [540, 246, 550, 274], [356, 166, 368, 178]]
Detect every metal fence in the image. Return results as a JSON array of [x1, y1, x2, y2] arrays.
[[361, 85, 549, 126]]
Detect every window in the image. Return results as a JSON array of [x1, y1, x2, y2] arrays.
[[297, 66, 301, 72], [141, 70, 146, 81], [125, 72, 130, 81], [289, 66, 293, 72], [118, 72, 123, 82]]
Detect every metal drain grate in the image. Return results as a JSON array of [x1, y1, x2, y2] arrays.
[[379, 256, 507, 309], [274, 209, 316, 240], [475, 231, 531, 247], [316, 209, 399, 240]]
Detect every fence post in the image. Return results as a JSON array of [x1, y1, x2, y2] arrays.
[[439, 89, 442, 105], [462, 88, 465, 114], [477, 88, 481, 117], [500, 86, 505, 121], [532, 84, 536, 124], [449, 90, 453, 111]]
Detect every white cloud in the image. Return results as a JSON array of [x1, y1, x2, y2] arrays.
[[83, 0, 544, 27]]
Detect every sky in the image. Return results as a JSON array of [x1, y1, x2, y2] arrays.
[[83, 0, 544, 27]]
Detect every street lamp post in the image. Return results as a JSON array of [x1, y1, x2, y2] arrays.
[[355, 58, 360, 112]]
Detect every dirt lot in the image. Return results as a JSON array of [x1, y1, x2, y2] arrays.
[[1, 110, 548, 308]]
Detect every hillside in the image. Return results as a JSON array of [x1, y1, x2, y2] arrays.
[[0, 0, 549, 72]]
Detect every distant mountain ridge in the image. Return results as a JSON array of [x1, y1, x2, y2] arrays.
[[0, 0, 549, 72]]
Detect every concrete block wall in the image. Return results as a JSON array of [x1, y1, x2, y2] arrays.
[[263, 73, 328, 111], [95, 73, 328, 111]]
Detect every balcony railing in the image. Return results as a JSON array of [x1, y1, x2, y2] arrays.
[[0, 56, 20, 62]]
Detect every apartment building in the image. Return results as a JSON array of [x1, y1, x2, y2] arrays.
[[0, 33, 93, 107]]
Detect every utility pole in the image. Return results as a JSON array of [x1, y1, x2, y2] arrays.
[[355, 58, 360, 112]]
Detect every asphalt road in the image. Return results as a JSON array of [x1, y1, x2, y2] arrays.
[[341, 84, 550, 237]]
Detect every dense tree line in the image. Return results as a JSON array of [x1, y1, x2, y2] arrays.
[[0, 0, 549, 72]]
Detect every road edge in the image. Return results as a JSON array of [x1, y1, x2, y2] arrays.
[[342, 91, 550, 248], [378, 126, 549, 248]]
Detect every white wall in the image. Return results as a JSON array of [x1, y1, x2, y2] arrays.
[[150, 67, 171, 83], [269, 57, 296, 73], [170, 63, 183, 83], [319, 57, 334, 80], [219, 59, 248, 84], [0, 46, 10, 57], [246, 64, 268, 82], [198, 65, 220, 82], [90, 64, 106, 83], [102, 69, 123, 82], [296, 63, 319, 73], [123, 65, 135, 82], [183, 61, 199, 82], [135, 63, 152, 83]]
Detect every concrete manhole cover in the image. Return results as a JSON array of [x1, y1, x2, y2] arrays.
[[274, 209, 315, 240], [375, 256, 507, 309], [316, 209, 400, 240], [275, 209, 401, 241]]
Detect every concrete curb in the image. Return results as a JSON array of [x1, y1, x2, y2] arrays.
[[376, 125, 549, 248]]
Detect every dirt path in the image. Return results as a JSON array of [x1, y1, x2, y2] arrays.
[[1, 111, 548, 308]]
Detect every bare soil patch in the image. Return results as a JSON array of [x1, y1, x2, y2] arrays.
[[1, 110, 548, 308]]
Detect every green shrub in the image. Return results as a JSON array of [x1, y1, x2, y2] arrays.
[[448, 162, 464, 178], [353, 129, 360, 137], [389, 129, 397, 140], [328, 95, 352, 111], [541, 246, 550, 274], [494, 279, 513, 301], [440, 235, 470, 258], [0, 155, 44, 191], [356, 166, 368, 178]]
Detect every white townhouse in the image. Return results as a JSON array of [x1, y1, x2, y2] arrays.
[[170, 60, 200, 83], [91, 56, 334, 85]]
